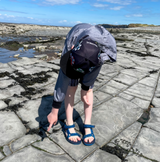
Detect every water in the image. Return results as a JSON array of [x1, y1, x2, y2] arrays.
[[0, 36, 51, 63], [0, 47, 36, 63]]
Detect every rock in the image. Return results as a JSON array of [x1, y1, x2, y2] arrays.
[[3, 145, 12, 156], [1, 146, 74, 162], [10, 134, 41, 152], [0, 100, 7, 110], [13, 54, 20, 58], [0, 111, 26, 146], [83, 149, 121, 162]]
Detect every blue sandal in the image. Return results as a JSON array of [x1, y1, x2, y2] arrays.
[[83, 124, 95, 146], [63, 124, 81, 145]]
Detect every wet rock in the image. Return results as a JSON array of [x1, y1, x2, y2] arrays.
[[0, 41, 22, 51]]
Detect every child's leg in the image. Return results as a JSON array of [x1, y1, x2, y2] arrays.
[[65, 85, 81, 142], [81, 89, 94, 143]]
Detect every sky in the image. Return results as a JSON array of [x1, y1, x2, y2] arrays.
[[0, 0, 160, 27]]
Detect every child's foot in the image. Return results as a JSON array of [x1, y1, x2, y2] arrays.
[[84, 128, 94, 143], [66, 127, 81, 142], [83, 124, 95, 146], [63, 124, 81, 145]]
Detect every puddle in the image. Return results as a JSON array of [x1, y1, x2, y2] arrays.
[[0, 47, 36, 63], [0, 36, 60, 63]]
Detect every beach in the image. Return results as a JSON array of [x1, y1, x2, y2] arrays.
[[0, 23, 160, 162]]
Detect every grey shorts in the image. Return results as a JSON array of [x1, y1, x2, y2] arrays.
[[69, 79, 94, 89]]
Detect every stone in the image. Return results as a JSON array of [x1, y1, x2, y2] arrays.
[[17, 66, 51, 75], [107, 80, 128, 90], [144, 108, 160, 132], [32, 138, 64, 155], [118, 92, 134, 101], [120, 69, 148, 79], [129, 127, 160, 162], [114, 73, 138, 86], [152, 97, 160, 108], [131, 97, 150, 110], [3, 145, 12, 156], [8, 96, 28, 106], [10, 134, 41, 152], [17, 99, 42, 129], [1, 146, 74, 162], [0, 79, 17, 89], [106, 122, 142, 158], [76, 97, 143, 147], [0, 111, 26, 146], [124, 83, 154, 101], [0, 152, 4, 160], [100, 63, 123, 75], [139, 77, 157, 87], [0, 100, 7, 110], [9, 57, 42, 67], [0, 85, 25, 100], [50, 130, 98, 162], [126, 153, 152, 162], [99, 85, 121, 96], [82, 149, 121, 162]]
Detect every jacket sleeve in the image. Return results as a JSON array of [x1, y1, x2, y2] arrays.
[[81, 65, 102, 91], [52, 69, 70, 109]]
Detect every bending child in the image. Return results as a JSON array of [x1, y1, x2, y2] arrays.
[[47, 23, 117, 146]]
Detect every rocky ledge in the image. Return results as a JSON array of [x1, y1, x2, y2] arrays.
[[0, 27, 160, 162]]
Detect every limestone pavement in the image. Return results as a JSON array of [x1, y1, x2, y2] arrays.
[[0, 31, 160, 162]]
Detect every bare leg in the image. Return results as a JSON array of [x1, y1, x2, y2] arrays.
[[65, 85, 81, 142], [81, 89, 94, 143]]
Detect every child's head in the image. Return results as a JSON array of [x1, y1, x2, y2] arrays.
[[60, 38, 100, 79]]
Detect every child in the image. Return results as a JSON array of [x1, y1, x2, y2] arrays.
[[47, 23, 117, 146]]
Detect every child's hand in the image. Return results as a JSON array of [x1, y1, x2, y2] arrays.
[[47, 108, 59, 131], [81, 89, 93, 106]]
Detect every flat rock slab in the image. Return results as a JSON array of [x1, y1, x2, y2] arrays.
[[0, 111, 26, 146], [76, 97, 143, 147], [0, 100, 7, 110], [144, 108, 160, 132], [17, 99, 42, 129], [50, 130, 98, 162], [32, 138, 65, 155], [82, 149, 121, 162], [0, 85, 25, 100], [10, 134, 41, 152], [130, 127, 160, 162], [1, 146, 74, 162]]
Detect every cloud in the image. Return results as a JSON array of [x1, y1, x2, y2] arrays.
[[27, 17, 34, 19], [93, 3, 108, 7], [126, 14, 143, 17], [110, 6, 123, 10], [59, 20, 67, 23], [76, 21, 82, 24], [97, 0, 134, 5], [43, 0, 80, 5]]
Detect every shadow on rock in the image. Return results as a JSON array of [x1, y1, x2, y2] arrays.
[[36, 95, 83, 140]]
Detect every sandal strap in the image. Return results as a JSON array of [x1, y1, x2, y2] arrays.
[[83, 124, 95, 128], [68, 133, 81, 137], [83, 133, 94, 139], [63, 124, 75, 130]]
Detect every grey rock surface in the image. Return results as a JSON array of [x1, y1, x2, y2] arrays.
[[82, 149, 121, 162], [0, 27, 160, 161], [0, 112, 26, 146]]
